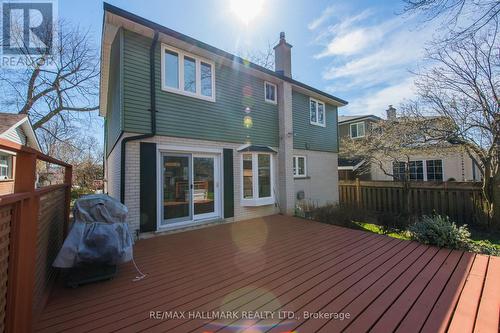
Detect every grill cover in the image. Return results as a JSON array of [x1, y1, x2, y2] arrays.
[[53, 194, 133, 268]]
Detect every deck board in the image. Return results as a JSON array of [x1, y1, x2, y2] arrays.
[[34, 215, 500, 333]]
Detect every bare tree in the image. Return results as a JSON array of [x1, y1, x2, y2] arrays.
[[37, 117, 103, 188], [0, 18, 99, 130], [402, 21, 499, 227], [402, 0, 500, 39], [341, 116, 459, 215], [243, 42, 275, 70]]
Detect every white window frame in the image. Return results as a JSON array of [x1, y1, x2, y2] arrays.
[[160, 44, 216, 102], [309, 97, 326, 127], [392, 159, 444, 181], [0, 155, 12, 180], [293, 155, 307, 178], [425, 159, 444, 181], [350, 122, 365, 138], [240, 152, 275, 206], [264, 81, 277, 104]]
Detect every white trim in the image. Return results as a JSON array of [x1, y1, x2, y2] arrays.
[[392, 159, 444, 181], [293, 155, 307, 178], [264, 81, 277, 105], [160, 43, 216, 102], [338, 115, 381, 125], [338, 159, 365, 171], [349, 121, 365, 139], [240, 152, 275, 207], [0, 117, 41, 152], [309, 97, 326, 127], [156, 144, 223, 231], [157, 144, 222, 154]]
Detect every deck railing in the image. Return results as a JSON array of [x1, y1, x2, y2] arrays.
[[339, 179, 486, 224], [0, 138, 72, 333]]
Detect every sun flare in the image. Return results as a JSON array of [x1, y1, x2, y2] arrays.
[[230, 0, 264, 24]]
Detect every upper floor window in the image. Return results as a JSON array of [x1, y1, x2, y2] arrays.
[[293, 156, 306, 177], [310, 98, 325, 127], [0, 154, 12, 180], [350, 122, 365, 138], [161, 44, 215, 101], [264, 81, 277, 104]]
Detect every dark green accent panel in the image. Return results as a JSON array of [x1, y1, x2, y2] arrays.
[[223, 148, 234, 218], [105, 29, 123, 156], [292, 90, 339, 152], [122, 30, 279, 147], [140, 142, 157, 232]]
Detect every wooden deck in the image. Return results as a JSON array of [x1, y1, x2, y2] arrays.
[[35, 215, 500, 333]]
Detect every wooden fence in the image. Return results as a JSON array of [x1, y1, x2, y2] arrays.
[[0, 138, 72, 333], [339, 180, 486, 225]]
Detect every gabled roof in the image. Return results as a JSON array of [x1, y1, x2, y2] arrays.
[[338, 115, 382, 124], [338, 157, 365, 170], [237, 144, 277, 153], [0, 113, 41, 151], [100, 2, 348, 117]]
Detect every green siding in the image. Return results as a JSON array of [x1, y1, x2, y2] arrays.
[[292, 91, 338, 152], [105, 29, 123, 155], [122, 30, 279, 147], [339, 119, 377, 139]]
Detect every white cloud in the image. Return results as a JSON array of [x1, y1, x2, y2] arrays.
[[343, 77, 416, 116], [308, 6, 336, 30], [312, 9, 374, 44], [315, 29, 369, 57], [308, 4, 444, 114]]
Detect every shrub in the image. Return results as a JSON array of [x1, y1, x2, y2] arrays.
[[376, 212, 413, 234], [469, 240, 500, 256], [294, 200, 318, 219], [409, 215, 472, 251]]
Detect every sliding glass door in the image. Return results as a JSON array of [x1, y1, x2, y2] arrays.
[[162, 153, 220, 225], [163, 154, 191, 223]]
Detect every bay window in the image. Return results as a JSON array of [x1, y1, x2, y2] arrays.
[[161, 44, 215, 101], [241, 153, 274, 206]]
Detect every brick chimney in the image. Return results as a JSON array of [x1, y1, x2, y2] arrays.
[[274, 32, 292, 77], [386, 105, 397, 120]]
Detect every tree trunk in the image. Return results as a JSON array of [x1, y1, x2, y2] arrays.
[[491, 169, 500, 229]]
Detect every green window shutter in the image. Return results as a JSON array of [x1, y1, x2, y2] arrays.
[[223, 148, 234, 218], [140, 142, 157, 232]]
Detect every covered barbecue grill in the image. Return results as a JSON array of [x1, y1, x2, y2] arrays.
[[53, 194, 134, 287]]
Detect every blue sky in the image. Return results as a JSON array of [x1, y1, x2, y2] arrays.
[[60, 0, 441, 139]]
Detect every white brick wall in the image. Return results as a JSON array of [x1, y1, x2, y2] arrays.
[[277, 82, 295, 214], [105, 136, 122, 199], [121, 134, 280, 233], [107, 124, 341, 233], [294, 149, 339, 206]]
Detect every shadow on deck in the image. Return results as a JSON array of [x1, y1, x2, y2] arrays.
[[35, 215, 499, 332]]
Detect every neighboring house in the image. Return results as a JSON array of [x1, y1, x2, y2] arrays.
[[338, 114, 382, 181], [100, 4, 347, 234], [0, 113, 41, 194], [338, 106, 481, 182]]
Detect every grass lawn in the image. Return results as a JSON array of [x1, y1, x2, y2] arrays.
[[355, 222, 500, 254]]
